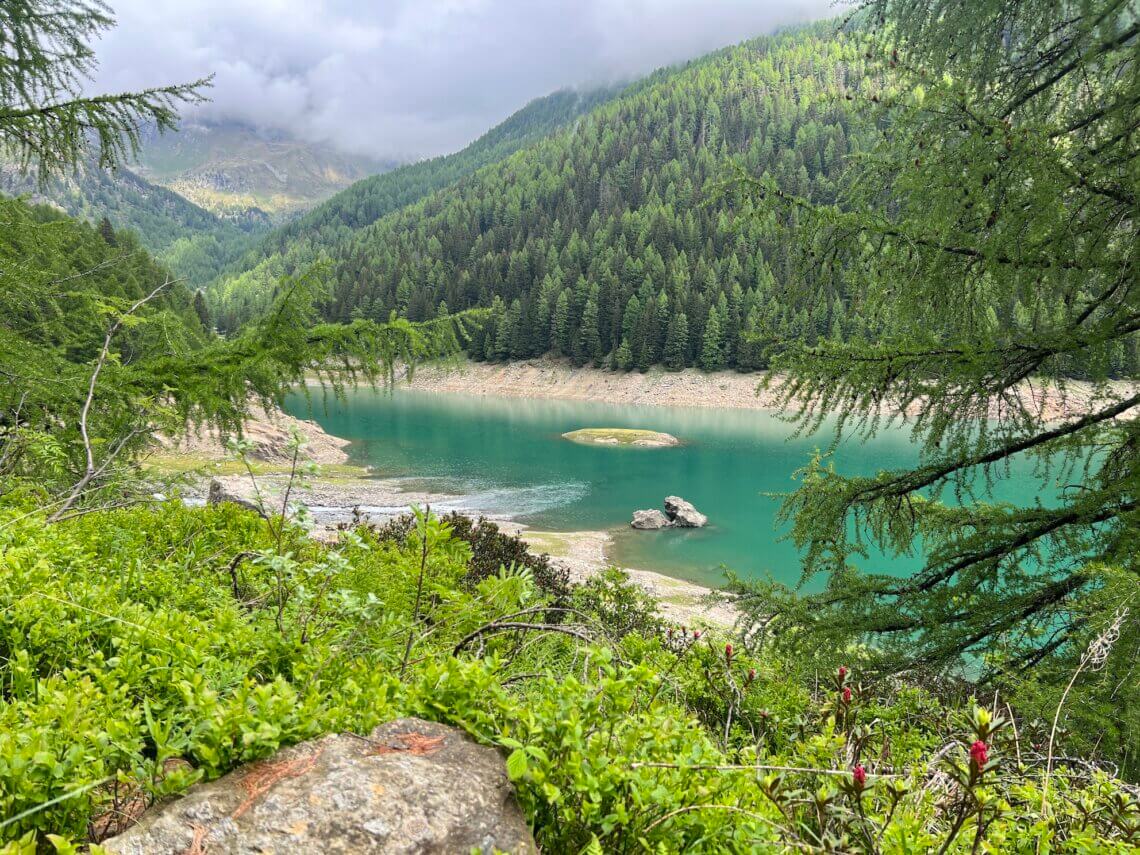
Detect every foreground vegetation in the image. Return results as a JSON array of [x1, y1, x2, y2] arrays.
[[2, 1, 1138, 850], [0, 497, 1136, 852]]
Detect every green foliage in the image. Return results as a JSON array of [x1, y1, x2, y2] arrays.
[[207, 86, 620, 331], [730, 0, 1140, 767], [0, 499, 1134, 851], [0, 192, 485, 513], [0, 158, 267, 288], [369, 511, 571, 602]]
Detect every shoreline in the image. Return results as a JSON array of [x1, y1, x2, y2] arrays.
[[390, 358, 1137, 423], [165, 360, 1136, 630]]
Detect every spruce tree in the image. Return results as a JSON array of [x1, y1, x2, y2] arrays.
[[192, 290, 211, 331], [614, 338, 633, 371], [698, 309, 723, 371], [577, 294, 601, 367], [551, 290, 570, 356], [0, 1, 208, 181], [663, 311, 689, 371]]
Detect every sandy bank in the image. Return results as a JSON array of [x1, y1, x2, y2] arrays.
[[159, 404, 352, 467], [397, 358, 1137, 423], [403, 359, 779, 411]]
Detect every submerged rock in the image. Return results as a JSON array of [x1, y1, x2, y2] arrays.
[[664, 496, 707, 528], [102, 717, 536, 854], [631, 508, 673, 529]]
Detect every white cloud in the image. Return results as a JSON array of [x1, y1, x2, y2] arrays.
[[91, 0, 840, 160]]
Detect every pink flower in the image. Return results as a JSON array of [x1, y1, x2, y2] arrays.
[[852, 764, 867, 789], [692, 630, 701, 639], [842, 686, 853, 704], [746, 667, 757, 684], [724, 643, 734, 662], [838, 666, 848, 681], [970, 740, 988, 770]]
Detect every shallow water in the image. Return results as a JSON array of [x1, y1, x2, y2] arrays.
[[284, 388, 1046, 589]]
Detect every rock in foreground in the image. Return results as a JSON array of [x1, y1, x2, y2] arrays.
[[664, 495, 708, 528], [631, 508, 673, 529], [103, 718, 536, 855]]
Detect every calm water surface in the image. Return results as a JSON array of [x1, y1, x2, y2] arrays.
[[284, 388, 1044, 589]]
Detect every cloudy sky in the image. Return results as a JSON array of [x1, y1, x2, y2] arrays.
[[92, 0, 839, 161]]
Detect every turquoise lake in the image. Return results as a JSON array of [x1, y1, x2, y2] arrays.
[[285, 388, 1044, 589]]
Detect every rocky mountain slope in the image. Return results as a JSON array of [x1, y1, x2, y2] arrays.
[[133, 120, 395, 223]]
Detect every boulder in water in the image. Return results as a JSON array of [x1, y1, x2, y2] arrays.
[[631, 509, 672, 530], [664, 496, 707, 528]]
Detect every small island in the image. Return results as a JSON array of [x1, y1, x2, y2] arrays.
[[561, 428, 680, 448]]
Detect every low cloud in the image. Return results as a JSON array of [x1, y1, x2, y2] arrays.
[[92, 0, 839, 160]]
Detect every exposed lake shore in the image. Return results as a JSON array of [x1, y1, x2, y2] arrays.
[[397, 358, 1137, 423]]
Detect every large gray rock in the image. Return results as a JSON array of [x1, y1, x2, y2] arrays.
[[631, 508, 672, 530], [664, 496, 707, 528], [102, 718, 536, 854]]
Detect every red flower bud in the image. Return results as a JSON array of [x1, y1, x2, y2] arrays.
[[852, 764, 866, 789], [692, 630, 701, 639], [969, 740, 988, 770], [838, 666, 848, 681], [724, 642, 734, 662], [842, 686, 852, 704], [746, 667, 757, 684]]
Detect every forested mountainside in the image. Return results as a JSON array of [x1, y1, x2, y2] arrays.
[[214, 20, 1140, 378], [0, 159, 266, 289], [208, 86, 622, 328], [209, 25, 867, 368]]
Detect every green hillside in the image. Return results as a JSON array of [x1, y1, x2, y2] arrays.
[[209, 25, 870, 370], [208, 85, 622, 330], [0, 160, 266, 289]]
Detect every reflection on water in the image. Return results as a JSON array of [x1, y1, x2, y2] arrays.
[[285, 388, 1048, 589]]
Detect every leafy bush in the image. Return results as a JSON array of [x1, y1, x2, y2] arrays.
[[369, 511, 570, 601]]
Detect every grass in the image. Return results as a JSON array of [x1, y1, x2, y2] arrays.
[[561, 428, 679, 446]]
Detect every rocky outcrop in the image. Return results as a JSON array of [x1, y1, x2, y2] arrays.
[[207, 479, 267, 517], [102, 718, 536, 854], [664, 496, 708, 528], [631, 497, 708, 529], [631, 509, 672, 529]]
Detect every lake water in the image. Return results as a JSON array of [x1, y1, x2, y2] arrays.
[[285, 388, 1044, 589]]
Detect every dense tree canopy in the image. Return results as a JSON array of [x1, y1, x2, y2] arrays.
[[207, 86, 621, 328]]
